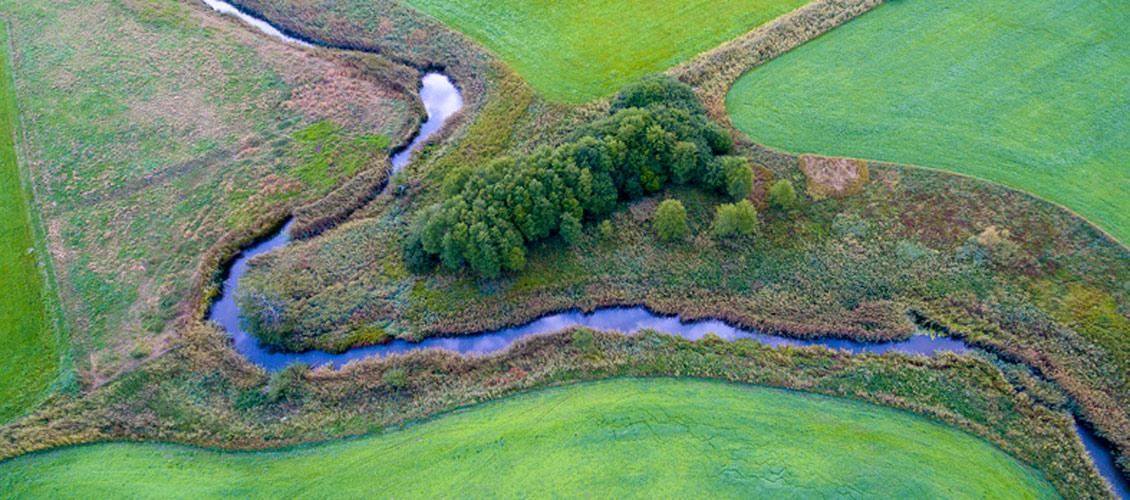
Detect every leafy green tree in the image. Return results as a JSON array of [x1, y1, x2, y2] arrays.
[[559, 213, 583, 245], [598, 219, 615, 239], [406, 75, 768, 277], [711, 200, 758, 238], [671, 141, 699, 184], [768, 179, 798, 211], [703, 122, 732, 154], [722, 156, 754, 200], [654, 199, 689, 242]]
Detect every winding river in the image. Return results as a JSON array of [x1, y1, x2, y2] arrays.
[[201, 1, 1128, 496]]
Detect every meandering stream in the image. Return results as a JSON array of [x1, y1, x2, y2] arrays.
[[200, 1, 1128, 496]]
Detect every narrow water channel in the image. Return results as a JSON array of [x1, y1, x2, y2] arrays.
[[200, 1, 1127, 495]]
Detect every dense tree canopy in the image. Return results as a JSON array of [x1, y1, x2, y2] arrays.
[[405, 76, 756, 277]]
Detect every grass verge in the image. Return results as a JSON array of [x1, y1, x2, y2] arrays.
[[0, 378, 1058, 497], [726, 0, 1130, 243]]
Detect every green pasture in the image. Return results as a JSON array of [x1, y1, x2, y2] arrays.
[[402, 0, 807, 102], [727, 0, 1130, 243], [0, 22, 61, 423], [0, 378, 1057, 498]]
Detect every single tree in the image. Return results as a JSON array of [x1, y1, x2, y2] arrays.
[[722, 156, 754, 200], [768, 179, 798, 211], [654, 199, 689, 242]]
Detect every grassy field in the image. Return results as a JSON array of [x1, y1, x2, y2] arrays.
[[0, 21, 62, 423], [0, 378, 1057, 497], [400, 0, 807, 102], [0, 0, 414, 381], [726, 0, 1130, 243]]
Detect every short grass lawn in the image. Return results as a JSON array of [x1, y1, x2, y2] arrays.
[[727, 0, 1130, 243], [0, 378, 1057, 497], [0, 21, 61, 423], [402, 0, 808, 102]]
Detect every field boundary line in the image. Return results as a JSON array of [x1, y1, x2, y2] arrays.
[[1, 16, 76, 401]]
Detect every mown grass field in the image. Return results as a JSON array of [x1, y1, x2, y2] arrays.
[[400, 0, 807, 102], [0, 21, 62, 423], [726, 0, 1130, 243], [0, 378, 1057, 498]]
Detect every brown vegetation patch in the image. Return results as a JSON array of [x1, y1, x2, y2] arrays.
[[799, 154, 868, 199]]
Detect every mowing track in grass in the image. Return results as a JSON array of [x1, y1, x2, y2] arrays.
[[0, 20, 63, 423], [727, 0, 1130, 244], [0, 378, 1058, 498]]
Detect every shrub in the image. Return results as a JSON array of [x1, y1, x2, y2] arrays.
[[712, 200, 758, 238], [267, 363, 309, 403], [382, 368, 409, 390], [598, 220, 615, 239], [722, 156, 754, 200], [654, 199, 689, 242], [768, 179, 798, 211]]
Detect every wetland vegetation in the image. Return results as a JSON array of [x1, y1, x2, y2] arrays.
[[0, 0, 1126, 497]]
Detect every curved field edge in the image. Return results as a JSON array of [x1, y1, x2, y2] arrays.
[[0, 19, 68, 424], [724, 0, 1130, 244], [0, 378, 1059, 498], [0, 328, 1110, 497]]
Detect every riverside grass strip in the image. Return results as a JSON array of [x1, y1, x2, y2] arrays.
[[0, 378, 1058, 498], [726, 0, 1130, 244], [0, 20, 62, 424]]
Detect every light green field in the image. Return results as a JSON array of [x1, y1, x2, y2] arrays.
[[0, 378, 1056, 498], [0, 22, 61, 423], [726, 0, 1130, 243], [402, 0, 807, 102]]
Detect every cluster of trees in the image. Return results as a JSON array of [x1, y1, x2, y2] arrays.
[[652, 177, 800, 242], [404, 76, 758, 278], [651, 198, 759, 242]]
